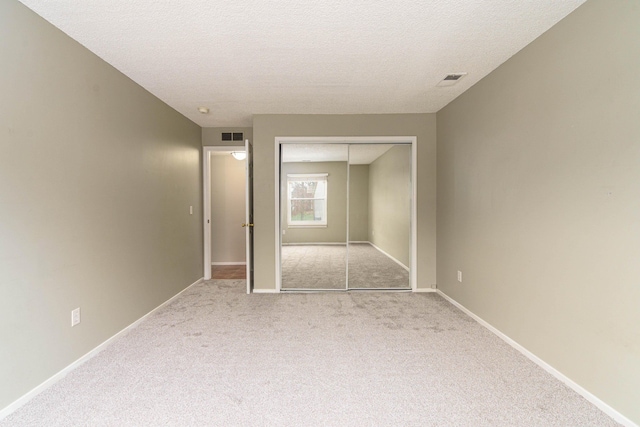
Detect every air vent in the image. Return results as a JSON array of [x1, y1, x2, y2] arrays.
[[221, 132, 244, 141], [437, 73, 467, 87]]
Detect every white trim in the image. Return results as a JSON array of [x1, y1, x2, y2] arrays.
[[275, 136, 418, 293], [211, 262, 246, 266], [368, 242, 409, 271], [203, 145, 247, 281], [436, 290, 638, 427], [282, 242, 346, 246], [276, 136, 416, 144], [413, 287, 437, 293], [287, 173, 329, 178], [245, 138, 253, 295], [410, 139, 417, 292], [203, 148, 212, 280], [204, 146, 245, 280], [252, 288, 280, 294], [0, 277, 205, 421], [345, 149, 350, 289], [275, 139, 282, 292]]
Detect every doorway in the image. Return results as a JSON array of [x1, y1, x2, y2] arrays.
[[275, 137, 417, 292], [203, 144, 254, 292]]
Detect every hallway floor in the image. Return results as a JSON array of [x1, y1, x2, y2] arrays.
[[211, 265, 246, 279]]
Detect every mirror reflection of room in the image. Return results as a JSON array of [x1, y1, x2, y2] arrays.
[[280, 143, 411, 291], [348, 144, 410, 289], [281, 144, 348, 290]]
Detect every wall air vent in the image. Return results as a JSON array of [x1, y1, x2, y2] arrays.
[[222, 132, 244, 141], [437, 73, 467, 87]]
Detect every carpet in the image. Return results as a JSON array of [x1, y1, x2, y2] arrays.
[[0, 280, 619, 426], [281, 243, 409, 290], [348, 243, 409, 289]]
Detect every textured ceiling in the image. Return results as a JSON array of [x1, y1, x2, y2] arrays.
[[18, 0, 585, 127]]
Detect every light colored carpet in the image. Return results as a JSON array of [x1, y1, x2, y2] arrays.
[[281, 244, 347, 289], [348, 243, 409, 289], [1, 280, 619, 426], [281, 243, 409, 290]]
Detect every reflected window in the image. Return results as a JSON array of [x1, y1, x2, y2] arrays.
[[287, 173, 328, 227]]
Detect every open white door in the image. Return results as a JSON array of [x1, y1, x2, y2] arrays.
[[203, 148, 212, 280], [244, 139, 254, 294]]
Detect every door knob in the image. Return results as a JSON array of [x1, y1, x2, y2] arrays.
[[242, 223, 254, 227]]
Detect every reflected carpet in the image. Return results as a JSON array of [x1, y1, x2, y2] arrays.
[[281, 243, 409, 290]]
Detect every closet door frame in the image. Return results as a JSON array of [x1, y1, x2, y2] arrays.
[[275, 136, 417, 292]]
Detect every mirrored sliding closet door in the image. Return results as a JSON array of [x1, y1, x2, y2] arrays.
[[279, 142, 412, 291], [280, 144, 348, 290], [347, 144, 411, 290]]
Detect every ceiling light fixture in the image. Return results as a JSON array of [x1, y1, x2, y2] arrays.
[[231, 151, 246, 161], [197, 106, 210, 114]]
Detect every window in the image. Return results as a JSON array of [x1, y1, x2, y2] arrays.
[[287, 173, 328, 227]]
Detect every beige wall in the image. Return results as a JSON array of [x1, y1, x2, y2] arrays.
[[369, 145, 411, 267], [211, 154, 246, 263], [348, 165, 369, 242], [202, 127, 253, 147], [436, 0, 640, 423], [281, 162, 348, 244], [253, 114, 436, 291], [0, 0, 202, 412]]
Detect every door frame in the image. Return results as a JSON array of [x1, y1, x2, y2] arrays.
[[274, 136, 418, 292], [244, 139, 254, 294], [202, 145, 247, 281]]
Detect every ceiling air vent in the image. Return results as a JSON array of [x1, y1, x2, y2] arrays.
[[437, 73, 467, 87]]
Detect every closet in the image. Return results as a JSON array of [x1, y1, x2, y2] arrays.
[[279, 142, 412, 291]]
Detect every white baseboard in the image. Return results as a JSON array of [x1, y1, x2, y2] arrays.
[[413, 287, 437, 293], [251, 288, 279, 294], [436, 290, 637, 427], [282, 242, 346, 246], [0, 277, 204, 421], [368, 242, 409, 271], [211, 262, 246, 266]]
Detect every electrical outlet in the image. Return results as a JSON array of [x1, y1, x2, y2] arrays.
[[457, 271, 462, 283], [71, 308, 80, 327], [282, 229, 286, 235]]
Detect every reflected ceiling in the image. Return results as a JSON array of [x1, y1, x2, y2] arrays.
[[282, 144, 395, 165]]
